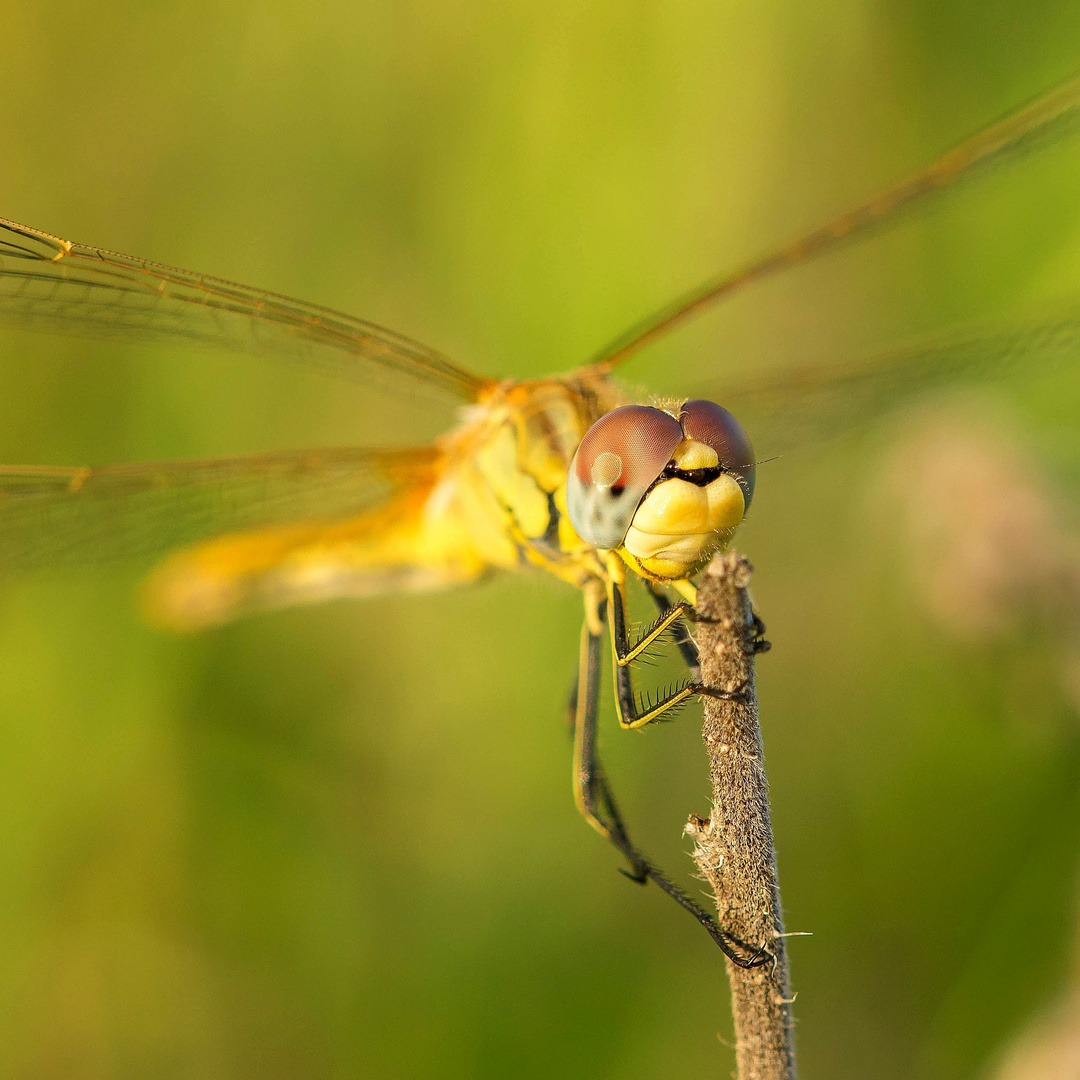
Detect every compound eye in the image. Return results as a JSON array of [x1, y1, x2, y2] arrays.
[[679, 399, 756, 509], [566, 405, 684, 549]]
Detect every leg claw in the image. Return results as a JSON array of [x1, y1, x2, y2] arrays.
[[691, 682, 751, 704]]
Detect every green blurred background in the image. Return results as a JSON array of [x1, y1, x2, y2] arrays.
[[5, 2, 1080, 1077]]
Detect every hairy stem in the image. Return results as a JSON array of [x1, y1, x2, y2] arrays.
[[689, 552, 797, 1079]]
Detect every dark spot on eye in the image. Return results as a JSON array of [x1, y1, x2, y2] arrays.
[[610, 485, 625, 497], [593, 509, 603, 524]]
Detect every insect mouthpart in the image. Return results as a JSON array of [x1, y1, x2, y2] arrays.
[[655, 462, 725, 488]]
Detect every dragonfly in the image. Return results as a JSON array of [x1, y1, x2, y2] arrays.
[[3, 73, 1080, 966]]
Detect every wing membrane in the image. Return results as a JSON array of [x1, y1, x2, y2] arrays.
[[710, 311, 1080, 456], [591, 73, 1080, 372], [0, 219, 493, 402], [0, 445, 439, 572]]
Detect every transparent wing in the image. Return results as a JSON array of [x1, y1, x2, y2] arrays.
[[589, 73, 1080, 373], [0, 445, 439, 572], [705, 311, 1080, 457], [0, 219, 493, 402]]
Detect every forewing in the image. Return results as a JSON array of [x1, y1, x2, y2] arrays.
[[0, 219, 493, 402], [0, 445, 439, 572], [587, 73, 1080, 374], [706, 312, 1080, 457]]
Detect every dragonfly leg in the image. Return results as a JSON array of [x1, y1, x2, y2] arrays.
[[570, 599, 770, 967], [751, 610, 772, 654], [564, 670, 579, 737], [644, 580, 700, 677], [571, 611, 647, 881], [608, 577, 748, 729]]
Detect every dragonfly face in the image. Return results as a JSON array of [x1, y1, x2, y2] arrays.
[[566, 399, 754, 580], [2, 71, 1080, 955]]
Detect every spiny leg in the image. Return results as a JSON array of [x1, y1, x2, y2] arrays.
[[608, 575, 746, 729], [646, 585, 771, 664], [644, 580, 700, 678], [570, 593, 770, 967]]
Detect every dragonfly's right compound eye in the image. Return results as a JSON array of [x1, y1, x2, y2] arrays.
[[565, 405, 685, 549]]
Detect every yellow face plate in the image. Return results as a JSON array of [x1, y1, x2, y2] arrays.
[[621, 471, 745, 580]]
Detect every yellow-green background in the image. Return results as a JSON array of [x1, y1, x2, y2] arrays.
[[4, 3, 1080, 1077]]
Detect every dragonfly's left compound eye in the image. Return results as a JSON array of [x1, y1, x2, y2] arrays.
[[679, 399, 756, 509], [565, 405, 685, 549]]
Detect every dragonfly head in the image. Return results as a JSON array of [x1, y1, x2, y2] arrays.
[[565, 400, 755, 580]]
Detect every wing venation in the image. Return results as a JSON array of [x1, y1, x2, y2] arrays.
[[712, 311, 1080, 455], [0, 219, 493, 402], [0, 445, 439, 572], [590, 73, 1080, 372]]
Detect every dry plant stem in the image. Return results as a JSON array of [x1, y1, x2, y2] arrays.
[[690, 552, 797, 1080]]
